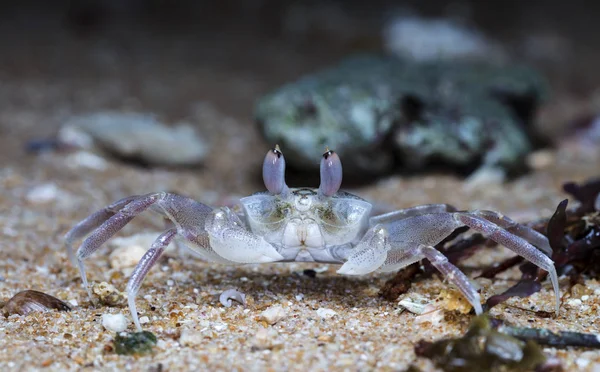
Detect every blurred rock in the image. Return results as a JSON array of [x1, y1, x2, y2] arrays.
[[383, 15, 504, 62], [256, 55, 547, 177], [58, 112, 208, 166], [259, 304, 287, 325]]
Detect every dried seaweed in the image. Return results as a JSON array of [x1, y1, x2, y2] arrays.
[[114, 331, 157, 355], [485, 280, 542, 311], [414, 315, 558, 372], [379, 263, 421, 301], [563, 178, 600, 214], [485, 177, 600, 311], [381, 177, 600, 310]]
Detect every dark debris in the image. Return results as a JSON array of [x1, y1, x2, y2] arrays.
[[381, 177, 600, 313], [415, 315, 559, 372], [114, 331, 157, 355], [2, 290, 71, 317]]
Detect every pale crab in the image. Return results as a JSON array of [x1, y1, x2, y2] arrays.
[[65, 146, 560, 331]]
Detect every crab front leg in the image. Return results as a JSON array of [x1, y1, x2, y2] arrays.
[[127, 229, 177, 331], [339, 211, 560, 315], [338, 223, 484, 315]]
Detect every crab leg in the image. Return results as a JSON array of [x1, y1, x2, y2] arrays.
[[73, 193, 165, 300], [454, 212, 560, 314], [64, 195, 140, 266], [370, 204, 456, 226], [386, 244, 483, 315], [127, 229, 177, 331], [469, 210, 552, 256]]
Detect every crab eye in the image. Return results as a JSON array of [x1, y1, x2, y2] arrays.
[[319, 149, 342, 197], [262, 145, 288, 195]]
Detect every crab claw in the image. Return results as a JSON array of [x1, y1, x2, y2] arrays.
[[319, 148, 343, 197], [263, 145, 289, 195], [206, 208, 284, 263], [337, 225, 389, 275]]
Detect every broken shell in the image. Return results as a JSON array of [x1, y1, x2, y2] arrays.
[[219, 289, 246, 308], [3, 290, 71, 316]]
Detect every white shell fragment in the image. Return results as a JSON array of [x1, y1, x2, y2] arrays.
[[219, 289, 246, 308], [259, 305, 288, 325], [102, 313, 129, 332], [316, 308, 337, 319], [26, 183, 60, 204], [58, 111, 208, 166], [398, 293, 432, 315]]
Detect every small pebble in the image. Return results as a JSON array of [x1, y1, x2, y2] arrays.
[[179, 329, 204, 347], [64, 151, 108, 170], [93, 282, 126, 307], [139, 316, 150, 324], [259, 305, 288, 325], [102, 313, 129, 333], [526, 149, 555, 170], [26, 183, 59, 204], [109, 233, 161, 271], [252, 328, 281, 350], [316, 308, 337, 319], [58, 111, 208, 166]]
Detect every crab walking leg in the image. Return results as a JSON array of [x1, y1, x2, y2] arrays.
[[454, 213, 560, 314], [385, 244, 483, 314], [64, 196, 139, 266], [470, 210, 552, 256], [127, 229, 177, 331], [75, 193, 164, 300], [369, 204, 457, 226]]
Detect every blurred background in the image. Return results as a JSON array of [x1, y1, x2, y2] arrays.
[[1, 0, 599, 190]]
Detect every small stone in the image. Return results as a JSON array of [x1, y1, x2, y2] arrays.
[[26, 183, 59, 204], [108, 233, 161, 272], [179, 329, 204, 347], [139, 316, 150, 324], [252, 328, 281, 350], [571, 283, 593, 299], [58, 111, 208, 166], [259, 304, 287, 325], [64, 151, 108, 171], [316, 308, 337, 319], [463, 167, 506, 190], [93, 282, 126, 307], [526, 149, 555, 170], [317, 334, 335, 342], [102, 313, 129, 332]]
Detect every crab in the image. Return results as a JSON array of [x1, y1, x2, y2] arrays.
[[65, 146, 560, 331]]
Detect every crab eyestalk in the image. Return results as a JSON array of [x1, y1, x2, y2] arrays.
[[263, 145, 289, 195], [319, 148, 342, 197]]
